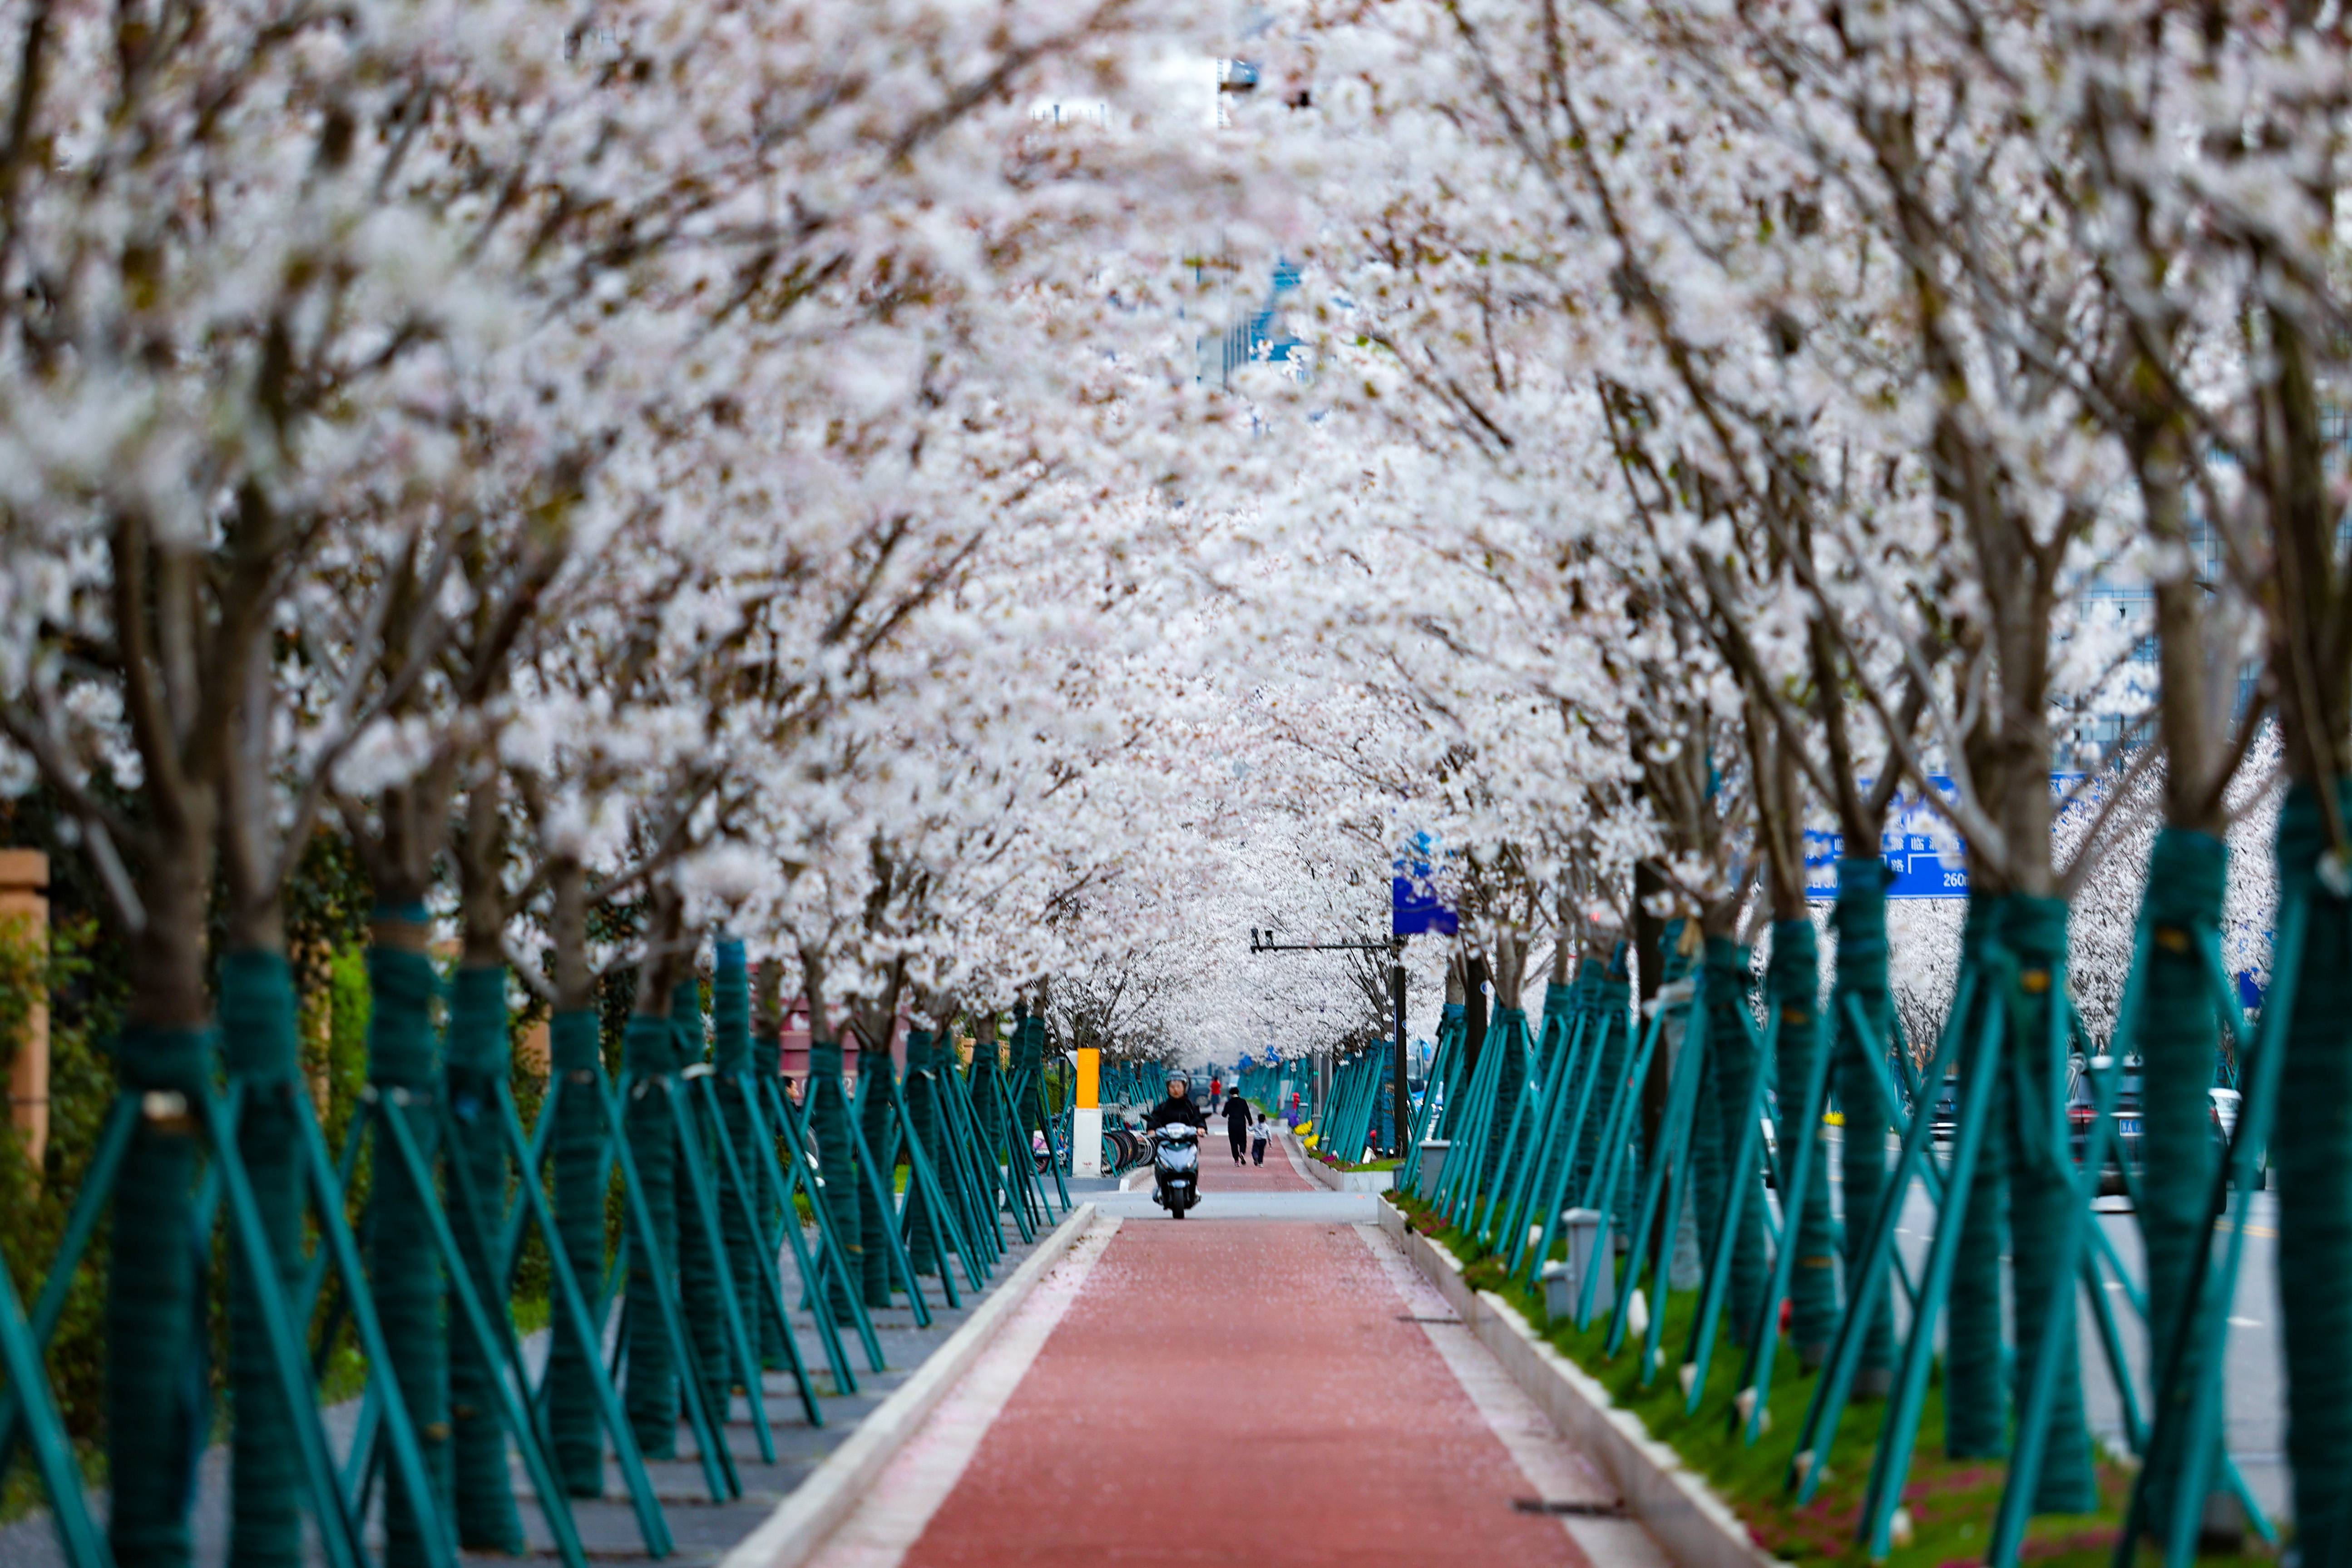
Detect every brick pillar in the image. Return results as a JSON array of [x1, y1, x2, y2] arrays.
[[0, 849, 49, 1173]]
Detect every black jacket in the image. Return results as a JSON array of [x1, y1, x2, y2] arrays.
[[1145, 1093, 1207, 1130], [1222, 1092, 1250, 1129]]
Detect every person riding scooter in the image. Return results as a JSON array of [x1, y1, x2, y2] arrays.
[[1145, 1075, 1206, 1217], [1145, 1075, 1207, 1131]]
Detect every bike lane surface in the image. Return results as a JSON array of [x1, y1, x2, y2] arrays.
[[804, 1153, 1668, 1568]]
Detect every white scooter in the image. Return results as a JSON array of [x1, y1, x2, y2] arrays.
[[1152, 1125, 1201, 1218]]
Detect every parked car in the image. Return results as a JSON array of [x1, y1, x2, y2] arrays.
[[1929, 1076, 1959, 1143]]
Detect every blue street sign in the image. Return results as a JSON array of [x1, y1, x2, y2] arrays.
[[1804, 774, 2088, 901], [1393, 831, 1458, 936]]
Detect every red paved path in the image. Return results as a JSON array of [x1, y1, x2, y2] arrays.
[[1195, 1122, 1312, 1191], [894, 1205, 1589, 1568]]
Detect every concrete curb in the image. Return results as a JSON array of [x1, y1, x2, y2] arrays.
[[1376, 1200, 1785, 1568], [1295, 1150, 1396, 1192], [719, 1202, 1100, 1568]]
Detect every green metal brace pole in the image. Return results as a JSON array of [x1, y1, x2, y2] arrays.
[[1854, 969, 2010, 1556], [295, 1096, 458, 1568], [763, 1074, 888, 1374], [0, 1098, 136, 1481], [889, 1078, 980, 1299], [1734, 1001, 1838, 1442], [1627, 998, 1766, 1380], [690, 1073, 825, 1423], [194, 1088, 367, 1568], [0, 1251, 106, 1568], [1577, 1002, 1671, 1330], [666, 1070, 784, 1457], [1496, 999, 1584, 1271], [841, 1077, 934, 1326], [601, 1072, 741, 1502], [1786, 991, 1965, 1505], [1515, 1007, 1612, 1287], [731, 1073, 859, 1392], [372, 1093, 591, 1567], [489, 1080, 674, 1556]]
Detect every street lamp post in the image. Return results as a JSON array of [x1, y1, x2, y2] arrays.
[[1246, 925, 1410, 1157]]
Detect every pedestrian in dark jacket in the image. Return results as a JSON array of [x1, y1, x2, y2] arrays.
[[1222, 1090, 1250, 1165]]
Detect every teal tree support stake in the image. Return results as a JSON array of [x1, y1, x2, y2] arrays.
[[1770, 918, 1836, 1368], [622, 1007, 681, 1458], [367, 905, 454, 1568], [1999, 894, 2097, 1511], [222, 948, 304, 1568], [445, 962, 526, 1553], [1944, 895, 2008, 1459], [1831, 858, 1896, 1398], [2272, 781, 2352, 1558]]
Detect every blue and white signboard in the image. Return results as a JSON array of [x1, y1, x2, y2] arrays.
[[1393, 831, 1459, 936], [1804, 773, 2090, 901]]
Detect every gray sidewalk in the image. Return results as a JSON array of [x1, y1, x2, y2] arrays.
[[0, 1197, 1091, 1568]]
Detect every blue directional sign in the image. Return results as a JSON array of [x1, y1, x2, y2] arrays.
[[1393, 831, 1458, 936], [1804, 773, 2089, 901]]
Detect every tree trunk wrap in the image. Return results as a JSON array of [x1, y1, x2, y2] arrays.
[[1770, 918, 1838, 1365], [2136, 827, 2228, 1528], [1830, 858, 1895, 1394], [1946, 895, 2009, 1459], [2275, 781, 2352, 1557], [366, 917, 455, 1568], [808, 1039, 863, 1324], [444, 965, 525, 1552], [106, 1020, 209, 1568], [969, 1033, 1003, 1172], [856, 1043, 895, 1308], [672, 984, 729, 1425], [905, 1031, 939, 1277], [1999, 893, 2098, 1512], [1701, 937, 1765, 1346], [622, 1010, 680, 1459], [221, 950, 303, 1568], [712, 941, 768, 1368], [1480, 1008, 1528, 1195], [546, 1008, 606, 1496], [751, 1013, 790, 1370]]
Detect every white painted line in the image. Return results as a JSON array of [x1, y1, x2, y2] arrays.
[[796, 1212, 1122, 1568], [1355, 1223, 1672, 1568]]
